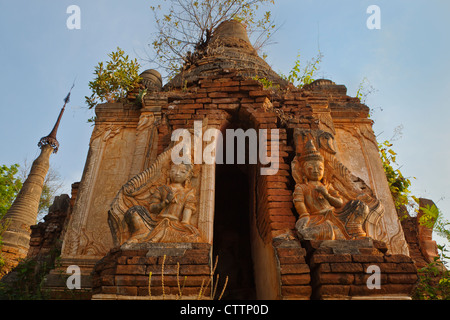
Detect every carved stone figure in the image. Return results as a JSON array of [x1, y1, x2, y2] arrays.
[[108, 147, 202, 246], [292, 140, 370, 240], [124, 163, 200, 243]]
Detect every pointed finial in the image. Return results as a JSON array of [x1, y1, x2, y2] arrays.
[[299, 140, 324, 163], [38, 83, 75, 154]]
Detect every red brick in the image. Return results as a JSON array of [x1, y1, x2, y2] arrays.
[[169, 119, 187, 125], [147, 264, 178, 276], [207, 86, 240, 92], [269, 215, 296, 223], [179, 265, 210, 276], [168, 113, 192, 120], [352, 254, 384, 263], [354, 273, 387, 285], [97, 286, 117, 295], [276, 247, 307, 257], [196, 98, 212, 103], [116, 286, 138, 296], [115, 275, 137, 286], [240, 79, 261, 86], [280, 264, 310, 275], [212, 97, 240, 104], [267, 195, 293, 202], [148, 275, 207, 288], [278, 255, 306, 264], [266, 189, 291, 196], [218, 104, 240, 110], [266, 208, 295, 217], [241, 85, 264, 91], [349, 284, 416, 297], [262, 182, 287, 189], [264, 175, 290, 183], [163, 251, 210, 265], [271, 222, 295, 230], [384, 254, 413, 263], [316, 273, 355, 285], [211, 80, 241, 87], [127, 256, 148, 265], [121, 249, 148, 257], [330, 263, 364, 273], [208, 92, 229, 98], [377, 263, 417, 274], [135, 275, 151, 287], [267, 202, 293, 209], [281, 274, 311, 285], [387, 273, 418, 284], [311, 254, 352, 265], [317, 285, 350, 298], [281, 285, 312, 299], [99, 274, 115, 286], [204, 103, 219, 109], [116, 264, 146, 275], [249, 90, 269, 97]]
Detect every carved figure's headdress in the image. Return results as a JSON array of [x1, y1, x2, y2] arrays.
[[299, 140, 324, 163]]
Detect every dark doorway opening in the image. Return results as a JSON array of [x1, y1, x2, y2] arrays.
[[213, 163, 256, 300]]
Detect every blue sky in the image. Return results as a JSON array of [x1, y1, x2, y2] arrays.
[[1, 1, 449, 248]]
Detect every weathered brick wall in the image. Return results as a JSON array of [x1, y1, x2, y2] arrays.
[[91, 243, 213, 299], [303, 240, 418, 300], [27, 194, 72, 259], [273, 239, 311, 300], [400, 199, 440, 269]]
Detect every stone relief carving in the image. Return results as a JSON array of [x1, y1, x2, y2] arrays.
[[108, 146, 202, 246], [292, 129, 388, 243], [334, 124, 409, 255], [78, 227, 109, 256], [90, 124, 126, 145]]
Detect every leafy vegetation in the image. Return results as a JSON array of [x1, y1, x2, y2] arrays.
[[0, 164, 22, 271], [413, 204, 450, 300], [0, 164, 22, 219], [378, 140, 415, 211], [149, 0, 276, 78], [280, 51, 323, 88], [0, 244, 63, 300], [356, 77, 377, 105], [85, 47, 142, 111]]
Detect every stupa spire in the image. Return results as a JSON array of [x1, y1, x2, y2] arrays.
[[0, 86, 73, 278], [38, 83, 73, 153]]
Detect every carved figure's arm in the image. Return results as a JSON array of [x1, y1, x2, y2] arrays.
[[293, 185, 310, 219], [181, 190, 197, 224], [149, 187, 169, 213], [316, 185, 344, 208]]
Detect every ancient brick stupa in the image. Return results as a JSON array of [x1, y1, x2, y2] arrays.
[[33, 20, 432, 300], [0, 100, 66, 278]]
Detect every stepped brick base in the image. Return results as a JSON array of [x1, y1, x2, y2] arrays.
[[91, 243, 214, 300], [273, 238, 312, 300], [303, 239, 418, 300]]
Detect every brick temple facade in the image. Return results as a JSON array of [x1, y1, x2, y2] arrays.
[[1, 20, 441, 300]]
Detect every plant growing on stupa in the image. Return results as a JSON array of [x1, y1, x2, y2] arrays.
[[280, 50, 324, 88], [377, 140, 415, 211], [413, 204, 450, 300], [85, 47, 142, 110], [148, 0, 276, 78]]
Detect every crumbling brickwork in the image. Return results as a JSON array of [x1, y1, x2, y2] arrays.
[[400, 199, 440, 269], [303, 240, 418, 300], [91, 243, 213, 299]]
